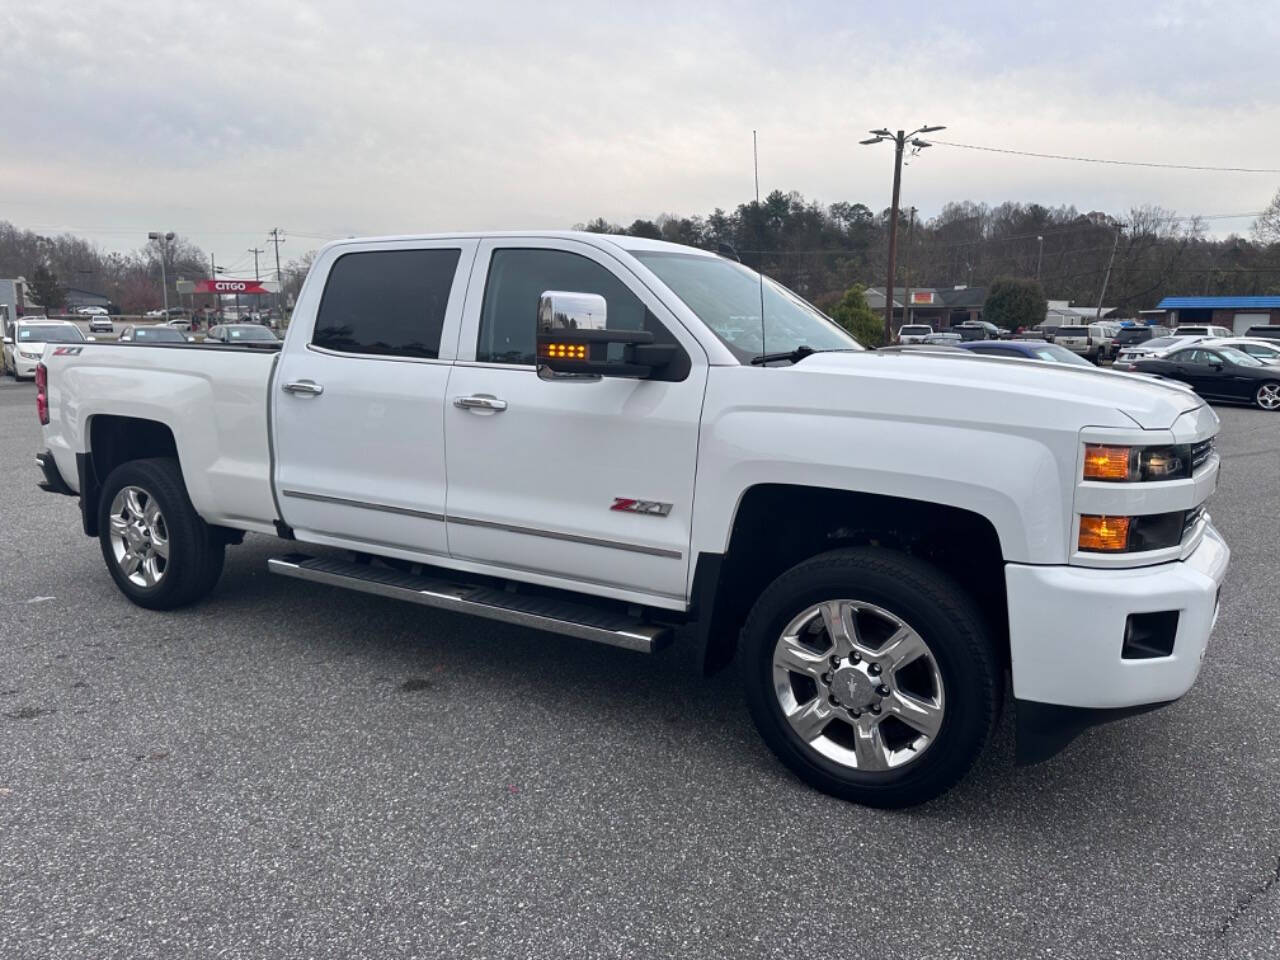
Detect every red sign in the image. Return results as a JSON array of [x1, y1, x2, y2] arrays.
[[911, 291, 934, 304], [194, 279, 268, 294]]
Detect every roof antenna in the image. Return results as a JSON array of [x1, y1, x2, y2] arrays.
[[754, 129, 766, 362]]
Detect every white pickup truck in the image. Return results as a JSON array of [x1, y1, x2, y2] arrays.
[[33, 232, 1228, 807]]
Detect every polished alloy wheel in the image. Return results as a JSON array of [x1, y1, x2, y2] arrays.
[[108, 485, 169, 587], [1257, 383, 1280, 411], [772, 600, 945, 772]]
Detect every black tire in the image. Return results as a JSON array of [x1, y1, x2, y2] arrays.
[[740, 547, 1000, 809], [97, 458, 225, 610]]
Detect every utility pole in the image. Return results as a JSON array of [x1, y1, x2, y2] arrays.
[[248, 247, 265, 318], [268, 228, 285, 317], [1096, 223, 1122, 320], [1036, 235, 1044, 283], [901, 207, 917, 329], [861, 124, 945, 342]]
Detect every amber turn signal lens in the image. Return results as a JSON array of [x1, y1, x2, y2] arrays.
[[1083, 444, 1133, 481], [540, 342, 588, 360], [1078, 515, 1132, 552]]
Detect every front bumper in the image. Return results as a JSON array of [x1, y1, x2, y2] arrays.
[[12, 356, 38, 378], [1007, 522, 1228, 709]]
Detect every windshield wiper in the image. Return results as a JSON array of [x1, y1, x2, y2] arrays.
[[749, 346, 861, 365], [750, 345, 816, 365]]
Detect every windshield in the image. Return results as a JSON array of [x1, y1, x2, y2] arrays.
[[18, 324, 85, 343], [1143, 336, 1181, 350], [133, 327, 185, 342], [900, 325, 931, 335], [632, 251, 860, 362], [1218, 347, 1263, 367], [225, 325, 277, 341], [1033, 344, 1093, 366], [1115, 328, 1152, 344]]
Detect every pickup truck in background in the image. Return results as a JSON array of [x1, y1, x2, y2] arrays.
[[34, 232, 1229, 807]]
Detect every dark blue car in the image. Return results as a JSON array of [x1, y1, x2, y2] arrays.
[[954, 339, 1094, 367]]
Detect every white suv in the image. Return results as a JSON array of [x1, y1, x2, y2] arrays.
[[1174, 325, 1232, 339], [896, 324, 933, 344]]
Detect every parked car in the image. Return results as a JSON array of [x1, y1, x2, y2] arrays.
[[75, 306, 109, 316], [1053, 322, 1119, 362], [1173, 324, 1232, 340], [143, 308, 165, 318], [1033, 324, 1060, 342], [205, 323, 280, 344], [118, 324, 191, 343], [1200, 338, 1280, 363], [3, 319, 85, 380], [953, 321, 999, 341], [896, 324, 934, 344], [33, 230, 1229, 809], [1243, 325, 1280, 341], [1111, 324, 1171, 353], [1115, 335, 1205, 368], [923, 331, 962, 344], [954, 339, 1094, 367], [87, 316, 114, 334], [1133, 345, 1280, 410], [163, 318, 195, 332]]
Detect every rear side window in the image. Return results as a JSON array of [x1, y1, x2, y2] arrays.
[[314, 248, 460, 359]]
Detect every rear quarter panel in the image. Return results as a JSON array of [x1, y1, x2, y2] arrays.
[[43, 345, 279, 533]]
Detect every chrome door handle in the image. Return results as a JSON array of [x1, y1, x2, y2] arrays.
[[282, 379, 324, 396], [453, 394, 508, 412]]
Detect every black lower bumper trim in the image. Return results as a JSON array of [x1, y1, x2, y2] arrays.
[[35, 451, 76, 496], [1014, 698, 1175, 766]]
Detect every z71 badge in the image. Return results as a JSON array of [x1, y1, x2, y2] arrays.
[[610, 497, 672, 516]]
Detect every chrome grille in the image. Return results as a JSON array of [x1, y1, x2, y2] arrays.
[[1190, 438, 1214, 471]]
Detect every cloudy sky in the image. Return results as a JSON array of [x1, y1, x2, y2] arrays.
[[4, 0, 1278, 271]]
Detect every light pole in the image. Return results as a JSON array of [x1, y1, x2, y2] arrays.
[[148, 231, 175, 314], [1036, 235, 1044, 282], [861, 124, 945, 342]]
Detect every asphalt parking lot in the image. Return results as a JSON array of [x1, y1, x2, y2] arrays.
[[1, 380, 1278, 960]]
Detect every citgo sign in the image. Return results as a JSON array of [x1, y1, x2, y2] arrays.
[[193, 279, 269, 294]]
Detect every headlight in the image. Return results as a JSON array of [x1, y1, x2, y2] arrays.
[[1078, 511, 1189, 553], [18, 348, 42, 360], [1083, 443, 1203, 482]]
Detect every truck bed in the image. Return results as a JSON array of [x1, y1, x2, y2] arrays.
[[42, 342, 282, 535]]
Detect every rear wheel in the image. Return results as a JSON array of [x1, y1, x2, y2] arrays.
[[97, 458, 225, 609], [1255, 382, 1280, 411], [741, 547, 1000, 808]]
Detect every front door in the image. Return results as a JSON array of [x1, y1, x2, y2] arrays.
[[274, 239, 477, 560], [443, 238, 707, 606]]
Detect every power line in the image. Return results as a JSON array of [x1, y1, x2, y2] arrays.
[[930, 140, 1280, 174]]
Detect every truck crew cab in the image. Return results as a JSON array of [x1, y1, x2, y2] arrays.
[[34, 232, 1228, 807]]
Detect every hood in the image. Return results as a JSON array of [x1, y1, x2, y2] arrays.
[[799, 349, 1203, 430]]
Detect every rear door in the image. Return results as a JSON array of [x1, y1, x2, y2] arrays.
[[442, 238, 707, 606], [273, 239, 477, 560]]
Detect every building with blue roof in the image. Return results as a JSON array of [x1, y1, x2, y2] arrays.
[[1155, 296, 1280, 334]]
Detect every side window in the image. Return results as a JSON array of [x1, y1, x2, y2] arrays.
[[477, 248, 683, 371], [314, 248, 461, 359]]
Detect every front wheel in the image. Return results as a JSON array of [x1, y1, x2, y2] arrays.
[[1255, 382, 1280, 411], [740, 547, 1000, 808], [97, 458, 225, 609]]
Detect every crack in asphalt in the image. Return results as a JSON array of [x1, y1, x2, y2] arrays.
[[1215, 855, 1280, 939]]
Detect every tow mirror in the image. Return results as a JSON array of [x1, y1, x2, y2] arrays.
[[535, 290, 674, 379]]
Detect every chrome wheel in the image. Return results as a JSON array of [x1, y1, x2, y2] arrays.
[[772, 600, 945, 772], [108, 485, 169, 587], [1256, 383, 1280, 411]]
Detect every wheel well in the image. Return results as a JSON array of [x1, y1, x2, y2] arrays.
[[80, 416, 179, 537], [697, 484, 1009, 675]]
